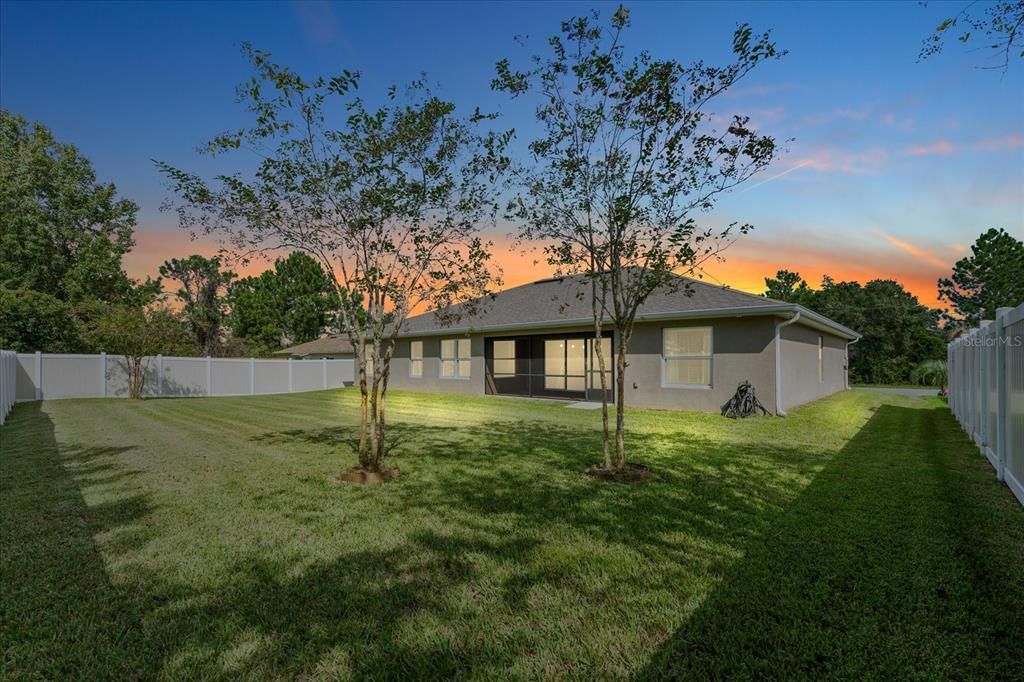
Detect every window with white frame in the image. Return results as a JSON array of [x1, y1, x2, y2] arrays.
[[492, 340, 516, 378], [410, 341, 423, 378], [441, 338, 472, 379], [662, 327, 712, 387]]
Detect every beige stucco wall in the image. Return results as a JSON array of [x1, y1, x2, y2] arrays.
[[623, 317, 778, 413], [387, 335, 485, 396], [385, 317, 780, 413], [778, 322, 847, 411], [383, 316, 850, 414]]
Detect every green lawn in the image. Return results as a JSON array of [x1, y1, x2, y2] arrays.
[[1, 389, 1021, 679]]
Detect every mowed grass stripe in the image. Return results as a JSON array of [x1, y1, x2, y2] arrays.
[[2, 389, 1021, 680]]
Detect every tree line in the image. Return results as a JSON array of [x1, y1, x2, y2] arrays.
[[762, 227, 1023, 385], [0, 109, 341, 358]]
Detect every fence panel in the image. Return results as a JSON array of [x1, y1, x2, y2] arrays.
[[948, 303, 1024, 506], [1, 351, 16, 425], [2, 352, 354, 407], [211, 359, 251, 397], [1006, 314, 1024, 503]]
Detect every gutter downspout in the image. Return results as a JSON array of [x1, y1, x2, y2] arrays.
[[774, 311, 801, 416], [844, 336, 861, 390]]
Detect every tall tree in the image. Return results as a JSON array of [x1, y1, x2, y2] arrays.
[[493, 5, 783, 472], [159, 255, 235, 356], [919, 1, 1024, 74], [764, 269, 815, 307], [0, 110, 158, 306], [938, 228, 1024, 328], [158, 46, 508, 475], [228, 251, 340, 355]]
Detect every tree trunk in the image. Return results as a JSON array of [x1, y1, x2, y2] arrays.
[[594, 323, 611, 470], [357, 355, 369, 470], [128, 356, 145, 400], [368, 373, 380, 472], [376, 344, 394, 470], [614, 340, 628, 469]]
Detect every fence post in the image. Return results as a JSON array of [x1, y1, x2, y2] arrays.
[[156, 354, 164, 397], [980, 321, 992, 454], [288, 358, 294, 393], [250, 357, 255, 395], [322, 357, 328, 389], [34, 351, 42, 401], [968, 328, 977, 441], [206, 356, 213, 396], [100, 352, 107, 397], [995, 307, 1011, 482]]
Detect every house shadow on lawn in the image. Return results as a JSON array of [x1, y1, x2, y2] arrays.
[[0, 402, 157, 678], [637, 403, 1024, 680]]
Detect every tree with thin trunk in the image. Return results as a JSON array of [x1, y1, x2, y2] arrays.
[[157, 45, 508, 475], [493, 6, 784, 472], [84, 305, 190, 399]]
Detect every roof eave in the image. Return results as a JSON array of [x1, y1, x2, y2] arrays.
[[400, 303, 859, 340]]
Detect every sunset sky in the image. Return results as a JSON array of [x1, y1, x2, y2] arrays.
[[2, 1, 1021, 309]]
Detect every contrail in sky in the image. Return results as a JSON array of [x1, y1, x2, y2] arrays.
[[737, 159, 812, 194]]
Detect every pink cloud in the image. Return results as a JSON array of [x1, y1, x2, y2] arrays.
[[974, 134, 1024, 151], [793, 147, 887, 174], [873, 230, 948, 269], [904, 139, 955, 156]]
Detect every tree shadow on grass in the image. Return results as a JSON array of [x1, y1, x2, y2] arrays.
[[0, 402, 156, 679], [637, 404, 1024, 680], [255, 416, 824, 564], [16, 399, 1014, 678]]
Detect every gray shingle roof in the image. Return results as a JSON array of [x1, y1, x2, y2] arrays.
[[273, 336, 354, 356], [277, 271, 858, 355], [403, 272, 786, 335]]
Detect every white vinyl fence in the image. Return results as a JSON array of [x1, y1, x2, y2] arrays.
[[0, 352, 354, 413], [948, 303, 1024, 506], [1, 350, 16, 425]]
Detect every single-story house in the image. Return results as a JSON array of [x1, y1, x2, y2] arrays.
[[279, 273, 859, 414], [273, 336, 354, 360]]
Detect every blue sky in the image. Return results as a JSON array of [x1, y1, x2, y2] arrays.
[[2, 0, 1021, 305]]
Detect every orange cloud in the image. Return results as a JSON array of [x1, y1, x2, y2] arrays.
[[125, 226, 951, 315], [124, 228, 277, 284], [872, 230, 949, 269], [904, 139, 955, 156]]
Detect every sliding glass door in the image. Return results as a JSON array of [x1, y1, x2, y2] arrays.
[[485, 332, 612, 401]]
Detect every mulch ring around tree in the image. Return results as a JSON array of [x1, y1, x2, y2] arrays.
[[585, 462, 650, 483], [336, 468, 400, 484]]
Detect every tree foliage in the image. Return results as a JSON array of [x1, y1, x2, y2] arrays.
[[937, 228, 1024, 328], [764, 269, 816, 307], [765, 271, 946, 384], [159, 255, 235, 356], [0, 110, 158, 307], [228, 251, 339, 355], [0, 287, 81, 352], [157, 45, 509, 472], [919, 1, 1024, 73], [910, 358, 948, 392], [493, 5, 784, 469], [83, 306, 191, 399]]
